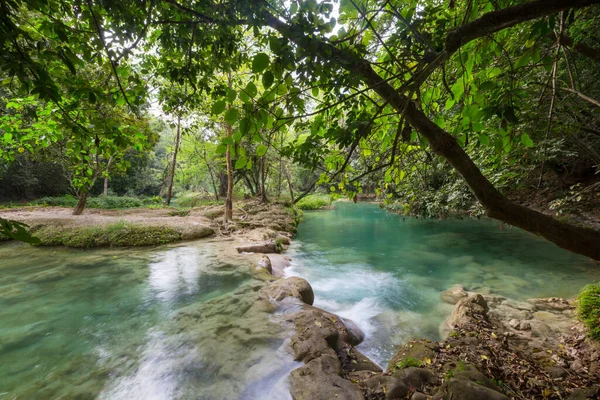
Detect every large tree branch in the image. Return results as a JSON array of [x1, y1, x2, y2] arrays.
[[445, 0, 600, 53], [558, 33, 600, 63], [260, 8, 600, 260]]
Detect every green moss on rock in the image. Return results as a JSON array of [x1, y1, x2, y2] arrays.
[[33, 223, 182, 248], [577, 283, 600, 340]]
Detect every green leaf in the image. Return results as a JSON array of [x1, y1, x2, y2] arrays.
[[252, 53, 270, 73], [222, 137, 234, 145], [216, 144, 228, 154], [521, 133, 534, 147], [256, 144, 268, 156], [212, 100, 226, 115], [262, 71, 274, 89], [235, 157, 247, 169], [224, 108, 239, 125], [245, 81, 258, 98], [227, 89, 237, 103]]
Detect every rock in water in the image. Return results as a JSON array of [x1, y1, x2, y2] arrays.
[[256, 255, 272, 274], [447, 294, 489, 328], [236, 242, 280, 254], [440, 285, 468, 304], [258, 276, 315, 305], [342, 318, 365, 346]]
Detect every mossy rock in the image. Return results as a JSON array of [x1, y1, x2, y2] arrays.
[[577, 283, 600, 341], [387, 340, 439, 373]]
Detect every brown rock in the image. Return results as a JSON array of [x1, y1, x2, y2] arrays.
[[256, 255, 272, 274], [258, 276, 314, 305], [387, 341, 438, 373], [527, 297, 573, 312], [433, 378, 509, 400], [508, 319, 531, 331], [236, 242, 280, 254], [447, 294, 489, 328], [289, 309, 339, 363], [290, 354, 364, 400]]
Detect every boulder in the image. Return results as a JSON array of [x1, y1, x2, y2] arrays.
[[392, 367, 437, 390], [236, 242, 280, 254], [364, 375, 408, 400], [489, 304, 532, 321], [275, 235, 291, 245], [290, 354, 364, 400], [433, 378, 509, 400], [339, 346, 382, 373], [289, 309, 339, 363], [440, 285, 468, 304], [255, 255, 272, 274], [258, 276, 314, 305], [447, 294, 489, 328]]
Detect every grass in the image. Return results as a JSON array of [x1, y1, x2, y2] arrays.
[[30, 195, 146, 209], [296, 194, 331, 210], [33, 222, 182, 248], [174, 192, 221, 208], [395, 356, 422, 369], [577, 283, 600, 340]]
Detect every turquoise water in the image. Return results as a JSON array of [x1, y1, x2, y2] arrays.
[[286, 202, 600, 366], [0, 241, 296, 400]]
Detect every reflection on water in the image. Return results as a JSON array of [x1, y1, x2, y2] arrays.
[[0, 241, 295, 400], [286, 202, 600, 366]]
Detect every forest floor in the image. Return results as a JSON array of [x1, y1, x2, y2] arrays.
[[0, 200, 300, 247]]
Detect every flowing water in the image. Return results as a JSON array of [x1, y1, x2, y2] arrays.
[[285, 202, 600, 367], [0, 241, 298, 400]]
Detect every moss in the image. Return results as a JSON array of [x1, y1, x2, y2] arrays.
[[33, 223, 182, 248], [395, 356, 422, 369], [577, 283, 600, 340]]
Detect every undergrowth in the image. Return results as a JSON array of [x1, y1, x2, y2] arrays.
[[577, 283, 600, 340], [296, 194, 331, 210]]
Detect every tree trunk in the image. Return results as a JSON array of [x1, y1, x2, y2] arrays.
[[166, 114, 182, 206], [103, 176, 108, 196], [206, 162, 219, 201], [73, 191, 89, 215], [262, 5, 600, 260], [260, 156, 268, 203], [224, 120, 233, 222], [285, 168, 295, 203]]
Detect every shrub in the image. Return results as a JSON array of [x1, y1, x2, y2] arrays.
[[32, 195, 142, 209], [577, 283, 600, 340], [395, 356, 422, 369], [296, 194, 331, 210], [34, 195, 78, 207], [174, 192, 219, 208]]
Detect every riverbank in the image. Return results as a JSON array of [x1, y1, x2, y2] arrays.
[[0, 200, 300, 247]]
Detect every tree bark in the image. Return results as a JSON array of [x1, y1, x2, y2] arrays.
[[224, 111, 234, 222], [73, 191, 89, 215], [103, 176, 108, 196], [285, 167, 295, 203], [260, 156, 268, 203], [166, 114, 181, 206], [261, 3, 600, 260]]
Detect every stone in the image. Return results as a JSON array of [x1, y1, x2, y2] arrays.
[[508, 319, 531, 331], [568, 386, 600, 400], [440, 285, 468, 304], [275, 235, 291, 245], [545, 366, 568, 379], [503, 299, 535, 311], [258, 276, 314, 305], [529, 320, 555, 339], [482, 294, 506, 307], [364, 375, 408, 400], [433, 378, 509, 400], [387, 341, 438, 373], [255, 255, 272, 274], [447, 294, 489, 328], [236, 242, 280, 254], [392, 367, 437, 390], [341, 347, 383, 373], [411, 393, 429, 400], [570, 359, 584, 372], [290, 354, 364, 400], [342, 318, 365, 346], [289, 309, 339, 363], [489, 304, 532, 321], [527, 297, 573, 312]]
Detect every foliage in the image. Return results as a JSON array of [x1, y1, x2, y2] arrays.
[[296, 194, 332, 211], [0, 218, 40, 244], [174, 192, 221, 208], [577, 283, 600, 340], [31, 195, 144, 209]]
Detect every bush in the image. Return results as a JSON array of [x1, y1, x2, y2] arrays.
[[296, 194, 331, 210], [174, 192, 220, 208], [577, 283, 600, 341], [32, 195, 142, 209]]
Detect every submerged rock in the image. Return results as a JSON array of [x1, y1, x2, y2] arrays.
[[440, 285, 468, 304]]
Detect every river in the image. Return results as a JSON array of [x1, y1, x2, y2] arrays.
[[1, 202, 598, 398]]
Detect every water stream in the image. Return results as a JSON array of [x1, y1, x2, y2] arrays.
[[1, 203, 599, 398], [286, 202, 600, 367]]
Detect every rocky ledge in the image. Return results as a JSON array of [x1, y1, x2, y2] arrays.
[[257, 273, 600, 400]]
